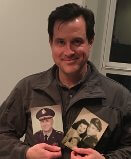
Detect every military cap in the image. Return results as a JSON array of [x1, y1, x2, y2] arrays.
[[90, 118, 102, 132], [36, 108, 55, 120]]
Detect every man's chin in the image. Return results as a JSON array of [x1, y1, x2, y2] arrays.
[[43, 128, 52, 133], [61, 65, 80, 74], [43, 130, 50, 132], [63, 69, 81, 76]]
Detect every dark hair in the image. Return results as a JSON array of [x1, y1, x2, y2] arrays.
[[72, 119, 89, 138], [48, 3, 95, 44]]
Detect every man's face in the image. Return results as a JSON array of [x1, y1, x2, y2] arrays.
[[40, 118, 53, 133], [87, 123, 99, 136], [50, 16, 93, 77]]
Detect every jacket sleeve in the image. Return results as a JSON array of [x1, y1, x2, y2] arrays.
[[0, 85, 30, 159], [104, 90, 131, 159]]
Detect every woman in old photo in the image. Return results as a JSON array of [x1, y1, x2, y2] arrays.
[[62, 119, 89, 149]]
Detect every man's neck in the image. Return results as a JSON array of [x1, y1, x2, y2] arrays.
[[43, 129, 53, 136], [59, 65, 87, 88]]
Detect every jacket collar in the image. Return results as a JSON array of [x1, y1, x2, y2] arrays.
[[32, 62, 106, 104], [32, 65, 62, 104]]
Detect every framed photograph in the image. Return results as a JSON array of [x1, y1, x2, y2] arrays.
[[31, 105, 64, 146], [62, 107, 108, 150]]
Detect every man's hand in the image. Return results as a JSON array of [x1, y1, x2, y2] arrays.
[[71, 147, 105, 159], [26, 143, 62, 159]]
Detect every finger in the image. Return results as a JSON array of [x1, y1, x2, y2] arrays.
[[49, 150, 62, 159], [40, 143, 61, 152], [81, 148, 104, 158], [80, 151, 105, 159], [71, 151, 82, 159], [83, 154, 102, 159], [83, 154, 94, 159], [73, 147, 93, 155], [71, 151, 77, 157]]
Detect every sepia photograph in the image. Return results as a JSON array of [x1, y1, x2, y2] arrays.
[[31, 105, 64, 146], [62, 107, 108, 150]]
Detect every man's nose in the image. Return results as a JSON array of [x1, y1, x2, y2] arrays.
[[64, 43, 74, 54]]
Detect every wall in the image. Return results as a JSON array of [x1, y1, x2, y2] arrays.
[[0, 0, 99, 104], [0, 0, 82, 104], [90, 0, 109, 69]]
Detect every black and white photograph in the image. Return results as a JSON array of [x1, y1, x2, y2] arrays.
[[31, 105, 64, 146], [62, 107, 108, 150]]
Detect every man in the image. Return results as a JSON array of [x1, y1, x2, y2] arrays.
[[0, 3, 131, 159], [33, 108, 63, 146], [78, 118, 102, 149]]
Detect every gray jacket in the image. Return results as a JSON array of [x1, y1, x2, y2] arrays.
[[0, 61, 131, 159]]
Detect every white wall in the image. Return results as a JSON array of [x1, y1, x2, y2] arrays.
[[0, 0, 98, 104], [90, 0, 109, 69], [0, 0, 82, 104]]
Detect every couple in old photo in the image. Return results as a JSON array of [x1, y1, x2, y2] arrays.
[[62, 108, 108, 150]]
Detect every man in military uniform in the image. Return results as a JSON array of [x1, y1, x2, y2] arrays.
[[78, 118, 102, 148], [33, 108, 63, 147]]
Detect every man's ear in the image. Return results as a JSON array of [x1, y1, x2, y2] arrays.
[[52, 118, 54, 124], [89, 38, 94, 51], [89, 38, 94, 46], [49, 38, 52, 46]]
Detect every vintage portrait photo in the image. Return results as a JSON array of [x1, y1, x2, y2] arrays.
[[31, 105, 64, 146], [62, 107, 108, 150]]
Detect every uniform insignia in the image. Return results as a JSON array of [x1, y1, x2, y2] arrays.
[[57, 131, 63, 134], [42, 109, 46, 114]]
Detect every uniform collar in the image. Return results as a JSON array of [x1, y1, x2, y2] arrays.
[[43, 129, 53, 137], [32, 65, 62, 104], [32, 65, 57, 90]]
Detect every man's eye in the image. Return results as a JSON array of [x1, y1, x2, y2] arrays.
[[56, 40, 65, 46], [72, 39, 83, 46]]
